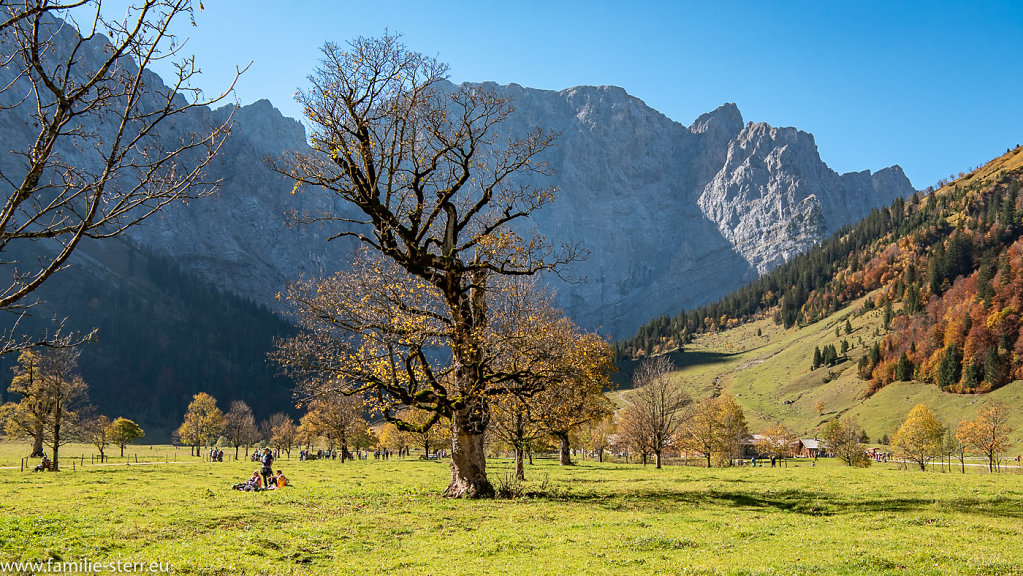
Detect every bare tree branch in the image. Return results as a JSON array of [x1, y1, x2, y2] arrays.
[[0, 0, 243, 350]]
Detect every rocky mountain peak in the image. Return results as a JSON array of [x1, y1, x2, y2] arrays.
[[689, 102, 744, 140]]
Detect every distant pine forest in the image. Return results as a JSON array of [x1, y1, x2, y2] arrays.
[[0, 240, 298, 439]]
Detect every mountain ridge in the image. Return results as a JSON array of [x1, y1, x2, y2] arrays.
[[1, 20, 916, 341]]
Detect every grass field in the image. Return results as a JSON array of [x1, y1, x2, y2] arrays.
[[3, 442, 1023, 575]]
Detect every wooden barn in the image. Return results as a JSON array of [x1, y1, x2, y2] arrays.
[[797, 438, 824, 458]]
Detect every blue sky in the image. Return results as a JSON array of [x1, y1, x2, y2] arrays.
[[95, 1, 1022, 189]]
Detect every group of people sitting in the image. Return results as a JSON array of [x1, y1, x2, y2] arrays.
[[233, 468, 289, 491], [233, 447, 289, 492], [33, 454, 52, 472]]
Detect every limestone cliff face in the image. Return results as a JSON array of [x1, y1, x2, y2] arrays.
[[0, 23, 916, 339], [126, 100, 360, 304], [697, 121, 915, 274], [471, 86, 915, 335], [495, 86, 759, 336]]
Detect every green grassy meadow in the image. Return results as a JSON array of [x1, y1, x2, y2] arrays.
[[2, 442, 1023, 575]]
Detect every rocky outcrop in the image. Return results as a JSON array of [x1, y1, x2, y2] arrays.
[[698, 121, 915, 274]]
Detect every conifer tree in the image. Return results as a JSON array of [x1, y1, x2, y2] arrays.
[[937, 343, 963, 390], [895, 352, 914, 382]]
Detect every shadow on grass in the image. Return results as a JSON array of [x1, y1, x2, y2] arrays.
[[527, 485, 1023, 520], [612, 350, 741, 390]]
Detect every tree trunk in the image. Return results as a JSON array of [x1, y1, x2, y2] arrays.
[[655, 450, 662, 469], [555, 433, 573, 466], [235, 445, 240, 460], [52, 423, 60, 472], [705, 452, 712, 468], [514, 445, 525, 481], [443, 405, 493, 498], [424, 438, 430, 459], [30, 432, 44, 458], [597, 448, 603, 463]]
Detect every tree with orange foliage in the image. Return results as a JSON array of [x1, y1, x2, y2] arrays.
[[275, 259, 606, 494], [956, 402, 1013, 472], [489, 279, 615, 473], [178, 392, 223, 458], [303, 394, 366, 462], [397, 407, 451, 460], [681, 394, 748, 468], [754, 422, 797, 465], [616, 403, 653, 465], [621, 357, 690, 469]]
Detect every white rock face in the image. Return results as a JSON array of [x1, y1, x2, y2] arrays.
[[698, 122, 913, 274], [474, 86, 915, 335], [0, 24, 916, 339]]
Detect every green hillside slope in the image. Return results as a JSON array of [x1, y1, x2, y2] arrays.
[[642, 294, 1023, 451]]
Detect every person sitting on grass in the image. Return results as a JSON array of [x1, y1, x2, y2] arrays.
[[275, 470, 289, 488], [233, 471, 264, 491], [33, 454, 52, 472]]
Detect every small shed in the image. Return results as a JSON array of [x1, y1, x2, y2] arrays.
[[797, 438, 822, 458], [743, 434, 765, 458]]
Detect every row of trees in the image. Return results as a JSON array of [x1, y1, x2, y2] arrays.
[[0, 348, 143, 470], [892, 402, 1013, 472], [176, 392, 376, 462], [615, 357, 752, 469], [814, 400, 1015, 473]]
